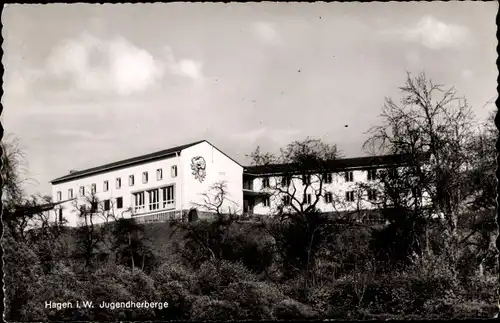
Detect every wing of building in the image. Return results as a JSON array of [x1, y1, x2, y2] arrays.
[[50, 140, 243, 226], [50, 140, 430, 227]]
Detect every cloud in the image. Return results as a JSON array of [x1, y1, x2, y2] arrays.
[[43, 32, 204, 96], [252, 21, 279, 44], [232, 127, 300, 143], [399, 15, 470, 50]]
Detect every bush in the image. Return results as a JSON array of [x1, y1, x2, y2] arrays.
[[155, 280, 194, 320], [152, 261, 194, 289], [220, 281, 285, 320], [40, 263, 92, 321], [274, 298, 318, 320], [190, 296, 241, 321], [307, 280, 357, 319], [3, 234, 48, 321], [192, 259, 256, 296], [90, 265, 159, 320], [220, 223, 275, 273]]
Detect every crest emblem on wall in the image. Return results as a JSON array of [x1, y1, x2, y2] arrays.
[[190, 156, 207, 182]]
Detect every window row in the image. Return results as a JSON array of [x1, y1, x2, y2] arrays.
[[260, 169, 395, 189], [56, 166, 178, 201], [262, 189, 380, 207], [79, 196, 124, 213], [132, 185, 175, 214]]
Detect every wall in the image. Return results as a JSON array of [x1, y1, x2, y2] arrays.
[[51, 155, 182, 227], [181, 141, 243, 216], [251, 168, 396, 216]]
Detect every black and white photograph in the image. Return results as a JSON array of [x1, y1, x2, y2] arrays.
[[2, 2, 498, 321]]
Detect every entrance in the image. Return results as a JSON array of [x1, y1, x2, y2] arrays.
[[188, 208, 198, 222], [243, 198, 255, 214]]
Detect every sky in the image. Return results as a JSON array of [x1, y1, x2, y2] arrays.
[[2, 2, 498, 196]]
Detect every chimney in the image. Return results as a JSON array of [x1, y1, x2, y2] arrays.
[[69, 169, 78, 174]]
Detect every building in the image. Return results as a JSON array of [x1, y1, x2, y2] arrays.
[[50, 140, 428, 227], [242, 154, 428, 222], [50, 140, 243, 227]]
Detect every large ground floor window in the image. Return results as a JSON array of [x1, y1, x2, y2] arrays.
[[133, 185, 175, 214]]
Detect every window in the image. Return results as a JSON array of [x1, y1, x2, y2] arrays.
[[133, 191, 145, 213], [324, 192, 333, 203], [303, 193, 312, 204], [162, 185, 175, 208], [263, 196, 270, 207], [90, 201, 98, 213], [345, 191, 355, 202], [283, 195, 291, 206], [91, 183, 96, 194], [171, 165, 178, 178], [367, 169, 377, 181], [302, 174, 311, 185], [79, 186, 85, 197], [367, 189, 377, 201], [68, 189, 74, 199], [262, 177, 270, 188], [281, 176, 291, 187], [323, 173, 333, 184], [58, 208, 63, 223], [57, 191, 62, 201], [148, 189, 160, 211], [157, 168, 163, 181], [103, 180, 109, 192], [116, 177, 122, 189], [345, 171, 354, 182], [116, 197, 123, 209], [104, 199, 110, 211], [142, 171, 148, 184], [129, 175, 135, 186]]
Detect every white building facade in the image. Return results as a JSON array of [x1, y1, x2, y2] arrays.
[[242, 155, 433, 222], [51, 140, 429, 227], [50, 141, 243, 227]]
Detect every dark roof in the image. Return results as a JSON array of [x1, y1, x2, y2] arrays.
[[51, 140, 206, 184], [243, 154, 424, 176]]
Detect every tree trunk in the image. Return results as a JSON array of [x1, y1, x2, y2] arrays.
[[131, 253, 135, 273]]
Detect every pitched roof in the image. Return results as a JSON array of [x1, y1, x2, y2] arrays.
[[51, 140, 206, 184], [243, 154, 420, 176]]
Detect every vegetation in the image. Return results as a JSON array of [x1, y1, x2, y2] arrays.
[[2, 73, 498, 320]]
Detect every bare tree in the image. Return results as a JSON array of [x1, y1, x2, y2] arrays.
[[170, 181, 244, 266], [72, 191, 117, 268], [1, 134, 31, 208], [363, 72, 478, 264], [247, 138, 344, 281], [191, 181, 242, 221], [247, 138, 341, 218]]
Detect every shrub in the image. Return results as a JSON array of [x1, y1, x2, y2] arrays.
[[307, 280, 357, 319], [192, 259, 256, 296], [274, 298, 318, 320], [40, 262, 92, 321], [220, 223, 275, 273], [152, 261, 194, 289], [89, 265, 159, 320], [155, 280, 194, 320], [190, 295, 241, 321], [220, 281, 285, 320], [3, 234, 48, 321]]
